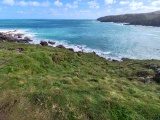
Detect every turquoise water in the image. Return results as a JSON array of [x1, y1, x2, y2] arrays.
[[0, 19, 160, 60]]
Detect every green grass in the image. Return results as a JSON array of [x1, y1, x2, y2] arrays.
[[0, 41, 160, 120]]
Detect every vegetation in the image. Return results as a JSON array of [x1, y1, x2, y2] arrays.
[[97, 10, 160, 27], [0, 41, 160, 120]]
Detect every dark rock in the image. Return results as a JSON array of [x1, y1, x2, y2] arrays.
[[0, 35, 7, 40], [112, 59, 119, 62], [17, 40, 27, 43], [0, 34, 17, 42], [7, 36, 17, 42], [153, 73, 160, 83], [14, 34, 24, 38], [24, 37, 31, 41], [149, 64, 157, 70], [48, 41, 55, 45], [68, 48, 74, 52], [156, 68, 160, 73], [56, 45, 65, 49], [77, 46, 82, 49], [88, 79, 98, 83], [148, 65, 160, 74], [93, 51, 96, 54], [40, 41, 48, 46], [0, 31, 33, 43], [121, 58, 130, 61], [8, 48, 15, 50], [20, 37, 33, 43]]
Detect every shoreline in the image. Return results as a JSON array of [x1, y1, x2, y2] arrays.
[[98, 21, 160, 27], [0, 30, 123, 61], [1, 29, 160, 61]]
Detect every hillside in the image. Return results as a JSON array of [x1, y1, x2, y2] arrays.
[[97, 11, 160, 27], [0, 41, 160, 120]]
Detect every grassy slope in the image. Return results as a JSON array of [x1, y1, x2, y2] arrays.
[[0, 41, 160, 120]]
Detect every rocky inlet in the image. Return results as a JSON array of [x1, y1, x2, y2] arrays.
[[0, 30, 33, 43]]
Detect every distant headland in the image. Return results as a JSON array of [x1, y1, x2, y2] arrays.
[[97, 10, 160, 27]]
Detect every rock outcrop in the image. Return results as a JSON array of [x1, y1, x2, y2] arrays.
[[56, 45, 65, 49], [48, 41, 55, 45], [40, 41, 48, 46], [0, 31, 32, 43], [153, 73, 160, 83]]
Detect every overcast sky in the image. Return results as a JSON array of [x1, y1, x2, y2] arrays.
[[0, 0, 160, 19]]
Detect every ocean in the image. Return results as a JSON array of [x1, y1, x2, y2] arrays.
[[0, 19, 160, 60]]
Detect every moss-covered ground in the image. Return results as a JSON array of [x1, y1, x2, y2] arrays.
[[0, 41, 160, 120]]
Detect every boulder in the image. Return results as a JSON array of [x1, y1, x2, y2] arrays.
[[0, 35, 7, 40], [149, 65, 157, 70], [22, 37, 32, 43], [14, 34, 24, 38], [24, 36, 30, 41], [0, 34, 17, 42], [56, 45, 65, 49], [68, 48, 74, 52], [6, 36, 17, 42], [48, 41, 55, 45], [153, 73, 160, 83], [112, 59, 119, 62], [156, 68, 160, 73], [93, 51, 96, 54], [148, 64, 160, 74], [40, 41, 48, 46], [0, 31, 33, 43]]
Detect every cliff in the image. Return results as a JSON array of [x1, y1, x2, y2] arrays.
[[97, 11, 160, 27]]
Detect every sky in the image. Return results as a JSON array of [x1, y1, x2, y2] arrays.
[[0, 0, 160, 19]]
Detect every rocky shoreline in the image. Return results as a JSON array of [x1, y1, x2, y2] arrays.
[[0, 30, 83, 55], [0, 30, 159, 64], [0, 30, 69, 47], [0, 30, 160, 83], [0, 30, 124, 63], [0, 30, 33, 43]]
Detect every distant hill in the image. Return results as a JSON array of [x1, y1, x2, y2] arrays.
[[97, 11, 160, 27]]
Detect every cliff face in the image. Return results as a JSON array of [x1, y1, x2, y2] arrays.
[[97, 11, 160, 27]]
